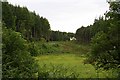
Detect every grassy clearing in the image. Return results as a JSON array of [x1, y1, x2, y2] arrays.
[[34, 41, 117, 78], [35, 54, 115, 78]]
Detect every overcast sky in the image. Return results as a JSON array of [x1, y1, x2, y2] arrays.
[[8, 0, 109, 33]]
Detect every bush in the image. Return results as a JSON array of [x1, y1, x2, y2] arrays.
[[28, 42, 61, 56], [2, 28, 38, 78], [28, 42, 40, 56], [89, 31, 120, 71]]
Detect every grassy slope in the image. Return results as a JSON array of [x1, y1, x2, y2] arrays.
[[35, 41, 115, 78]]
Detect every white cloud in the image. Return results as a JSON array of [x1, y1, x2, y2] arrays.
[[7, 0, 109, 33]]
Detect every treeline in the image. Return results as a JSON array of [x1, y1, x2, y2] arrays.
[[75, 17, 110, 44], [75, 25, 92, 43], [75, 2, 120, 71], [2, 2, 50, 41], [2, 2, 40, 77], [50, 31, 74, 41], [2, 1, 75, 78], [2, 2, 74, 42]]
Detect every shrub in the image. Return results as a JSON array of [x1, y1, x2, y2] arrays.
[[2, 28, 38, 78], [28, 42, 40, 56]]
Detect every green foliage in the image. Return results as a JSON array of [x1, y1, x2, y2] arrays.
[[2, 27, 38, 78], [50, 31, 74, 41], [89, 2, 120, 71], [2, 2, 15, 29], [75, 2, 120, 77], [2, 2, 75, 42], [75, 26, 91, 44], [2, 0, 120, 78], [28, 42, 40, 56], [90, 28, 120, 70], [91, 31, 109, 55], [2, 2, 51, 41], [40, 38, 46, 42], [28, 42, 61, 56]]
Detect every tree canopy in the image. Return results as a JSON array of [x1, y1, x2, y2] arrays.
[[75, 2, 120, 70]]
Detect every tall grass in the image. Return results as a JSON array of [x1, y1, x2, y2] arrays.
[[38, 63, 79, 78], [33, 41, 118, 78], [35, 54, 117, 78]]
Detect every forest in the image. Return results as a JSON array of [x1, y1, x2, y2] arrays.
[[1, 1, 120, 79]]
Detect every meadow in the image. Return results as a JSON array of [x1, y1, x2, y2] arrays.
[[2, 1, 119, 78], [34, 41, 117, 78]]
